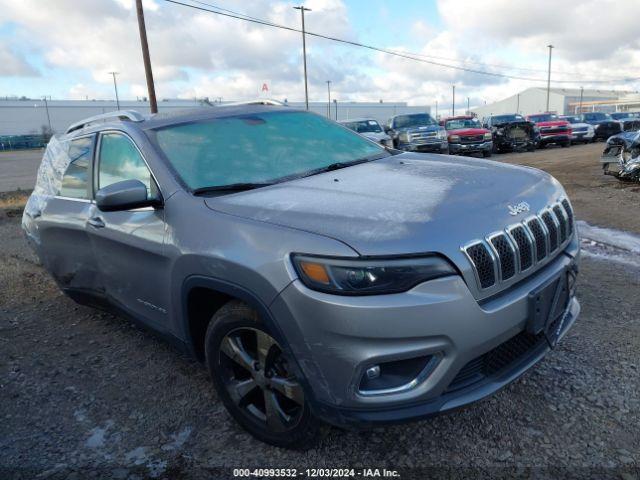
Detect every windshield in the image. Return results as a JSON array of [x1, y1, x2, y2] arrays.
[[610, 113, 628, 120], [491, 114, 525, 124], [583, 112, 612, 121], [445, 118, 481, 130], [150, 111, 386, 190], [341, 120, 383, 133], [392, 113, 437, 129], [528, 114, 558, 122]]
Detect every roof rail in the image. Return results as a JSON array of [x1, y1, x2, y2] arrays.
[[220, 99, 287, 107], [66, 110, 145, 134]]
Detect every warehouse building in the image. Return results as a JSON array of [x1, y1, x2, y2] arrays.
[[471, 87, 634, 119], [0, 98, 428, 136]]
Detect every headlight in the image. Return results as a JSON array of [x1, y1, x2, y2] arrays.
[[483, 132, 492, 140], [399, 132, 409, 143], [449, 135, 460, 143], [291, 254, 456, 295], [588, 125, 594, 134], [436, 128, 447, 140]]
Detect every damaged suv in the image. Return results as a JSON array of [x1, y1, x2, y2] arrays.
[[484, 114, 537, 152], [23, 105, 580, 449]]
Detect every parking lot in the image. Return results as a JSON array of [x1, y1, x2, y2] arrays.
[[1, 143, 639, 478]]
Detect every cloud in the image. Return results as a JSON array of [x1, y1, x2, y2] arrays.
[[0, 42, 39, 76]]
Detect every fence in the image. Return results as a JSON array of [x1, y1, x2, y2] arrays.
[[0, 135, 48, 151]]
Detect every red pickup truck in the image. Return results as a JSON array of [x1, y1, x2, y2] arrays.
[[441, 115, 493, 157], [526, 113, 572, 148]]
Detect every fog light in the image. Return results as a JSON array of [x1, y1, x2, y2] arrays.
[[366, 365, 381, 380]]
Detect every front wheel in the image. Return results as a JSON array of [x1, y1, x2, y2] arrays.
[[205, 301, 319, 449], [482, 150, 492, 158]]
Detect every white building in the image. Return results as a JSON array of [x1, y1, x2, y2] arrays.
[[0, 98, 429, 136], [471, 87, 634, 119]]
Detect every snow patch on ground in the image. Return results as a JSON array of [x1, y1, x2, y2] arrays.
[[161, 426, 192, 451], [578, 221, 640, 268], [85, 420, 114, 449]]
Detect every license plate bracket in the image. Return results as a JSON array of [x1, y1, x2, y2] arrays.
[[527, 271, 570, 347]]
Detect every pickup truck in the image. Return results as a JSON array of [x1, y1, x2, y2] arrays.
[[441, 115, 493, 157], [385, 113, 448, 154], [526, 113, 571, 148]]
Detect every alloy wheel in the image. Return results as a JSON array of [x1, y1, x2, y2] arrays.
[[218, 327, 305, 432]]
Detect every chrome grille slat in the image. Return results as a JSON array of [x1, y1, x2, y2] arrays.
[[463, 199, 575, 291]]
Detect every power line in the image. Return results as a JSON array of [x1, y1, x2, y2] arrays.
[[161, 0, 638, 85]]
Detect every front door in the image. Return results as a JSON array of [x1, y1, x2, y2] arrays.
[[86, 131, 170, 328]]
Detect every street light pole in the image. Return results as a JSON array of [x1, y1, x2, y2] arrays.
[[452, 85, 456, 116], [136, 0, 158, 114], [294, 6, 311, 110], [467, 96, 470, 114], [109, 71, 120, 110], [326, 80, 331, 118], [516, 93, 520, 114], [435, 100, 438, 119], [579, 86, 584, 114], [546, 44, 554, 112], [333, 99, 337, 120], [42, 96, 52, 132]]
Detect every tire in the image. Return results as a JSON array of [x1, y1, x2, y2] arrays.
[[205, 300, 320, 449], [561, 140, 571, 148], [482, 150, 492, 158]]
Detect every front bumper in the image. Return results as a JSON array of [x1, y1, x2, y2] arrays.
[[571, 131, 594, 141], [449, 141, 492, 154], [397, 141, 448, 153], [539, 134, 571, 145], [270, 243, 580, 427]]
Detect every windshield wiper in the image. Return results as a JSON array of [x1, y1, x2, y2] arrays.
[[298, 154, 387, 180], [192, 182, 274, 195]]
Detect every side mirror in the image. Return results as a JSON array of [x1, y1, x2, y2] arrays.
[[96, 179, 160, 212]]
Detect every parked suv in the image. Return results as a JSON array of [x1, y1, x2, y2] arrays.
[[23, 105, 580, 449], [580, 112, 622, 141], [338, 118, 393, 147], [526, 113, 572, 148], [441, 115, 493, 157], [385, 112, 448, 153]]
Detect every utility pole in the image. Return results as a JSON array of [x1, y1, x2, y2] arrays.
[[579, 86, 584, 114], [136, 0, 158, 114], [294, 6, 311, 110], [326, 80, 331, 118], [109, 72, 120, 110], [333, 99, 337, 120], [42, 96, 52, 132], [467, 97, 470, 114], [452, 85, 456, 116], [546, 44, 554, 112], [435, 100, 438, 119], [516, 93, 520, 114]]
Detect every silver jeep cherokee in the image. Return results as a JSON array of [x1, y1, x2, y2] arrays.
[[22, 104, 580, 448]]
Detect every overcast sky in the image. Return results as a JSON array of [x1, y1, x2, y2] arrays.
[[0, 0, 639, 110]]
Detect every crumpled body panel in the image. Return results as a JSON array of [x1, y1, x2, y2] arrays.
[[22, 136, 71, 229]]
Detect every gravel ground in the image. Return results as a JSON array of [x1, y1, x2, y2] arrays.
[[1, 143, 639, 479]]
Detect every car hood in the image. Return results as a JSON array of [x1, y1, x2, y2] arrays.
[[447, 127, 488, 136], [361, 131, 390, 142], [569, 122, 591, 129], [493, 120, 534, 129], [534, 120, 569, 128], [204, 153, 563, 257], [395, 125, 441, 134]]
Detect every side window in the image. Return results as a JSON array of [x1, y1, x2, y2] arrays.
[[97, 133, 158, 199], [59, 136, 93, 199]]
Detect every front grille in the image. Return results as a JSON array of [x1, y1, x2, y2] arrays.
[[463, 200, 573, 291], [509, 226, 533, 270], [507, 127, 528, 139], [541, 211, 559, 252], [465, 243, 496, 288], [447, 328, 546, 392], [461, 134, 484, 144], [561, 199, 574, 235], [553, 205, 568, 243], [491, 234, 516, 280], [527, 218, 547, 261]]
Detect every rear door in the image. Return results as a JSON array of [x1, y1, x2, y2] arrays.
[[35, 135, 103, 294], [86, 130, 170, 328]]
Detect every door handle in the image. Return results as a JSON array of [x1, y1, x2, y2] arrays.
[[87, 216, 105, 229]]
